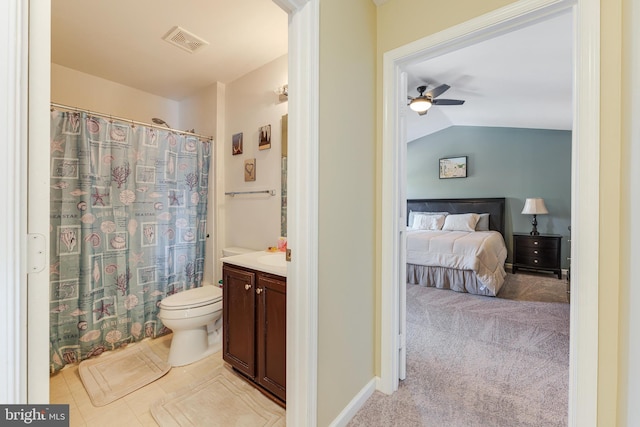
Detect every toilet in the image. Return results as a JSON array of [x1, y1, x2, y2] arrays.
[[158, 285, 223, 367], [158, 247, 254, 367]]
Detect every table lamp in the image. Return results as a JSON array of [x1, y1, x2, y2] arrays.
[[521, 198, 548, 236]]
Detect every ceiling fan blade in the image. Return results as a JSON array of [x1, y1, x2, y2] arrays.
[[432, 99, 465, 106], [425, 84, 450, 99]]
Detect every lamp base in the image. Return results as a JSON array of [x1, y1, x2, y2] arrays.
[[530, 214, 539, 236]]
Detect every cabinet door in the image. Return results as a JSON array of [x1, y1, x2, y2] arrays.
[[256, 274, 286, 402], [223, 265, 256, 378]]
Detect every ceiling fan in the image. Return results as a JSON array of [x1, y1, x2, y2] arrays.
[[408, 84, 465, 116]]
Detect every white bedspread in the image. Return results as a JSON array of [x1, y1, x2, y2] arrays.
[[406, 230, 507, 295]]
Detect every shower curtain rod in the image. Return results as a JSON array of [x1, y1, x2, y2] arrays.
[[50, 102, 214, 141]]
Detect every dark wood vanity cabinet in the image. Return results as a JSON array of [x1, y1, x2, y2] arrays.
[[222, 264, 286, 404]]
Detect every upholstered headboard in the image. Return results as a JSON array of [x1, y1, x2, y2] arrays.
[[407, 198, 506, 237]]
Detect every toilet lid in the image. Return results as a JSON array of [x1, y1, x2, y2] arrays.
[[160, 286, 222, 309]]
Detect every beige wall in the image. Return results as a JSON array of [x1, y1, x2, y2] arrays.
[[51, 63, 180, 125], [375, 0, 628, 425], [599, 0, 624, 424], [223, 55, 288, 254], [318, 0, 377, 425]]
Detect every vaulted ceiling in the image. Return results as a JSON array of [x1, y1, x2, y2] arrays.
[[404, 11, 574, 141]]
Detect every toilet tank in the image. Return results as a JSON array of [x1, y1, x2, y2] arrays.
[[222, 247, 254, 257]]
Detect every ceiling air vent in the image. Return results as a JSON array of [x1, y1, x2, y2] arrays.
[[162, 26, 209, 54]]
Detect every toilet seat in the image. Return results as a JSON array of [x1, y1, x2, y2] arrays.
[[159, 286, 222, 310]]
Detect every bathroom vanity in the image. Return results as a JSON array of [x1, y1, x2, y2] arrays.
[[221, 252, 286, 405]]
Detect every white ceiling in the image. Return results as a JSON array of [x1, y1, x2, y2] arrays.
[[404, 11, 574, 141], [52, 3, 572, 140], [51, 0, 288, 101]]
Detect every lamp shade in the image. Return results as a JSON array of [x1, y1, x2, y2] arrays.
[[521, 198, 549, 215], [409, 97, 432, 112]]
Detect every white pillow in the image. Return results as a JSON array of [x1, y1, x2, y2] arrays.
[[475, 213, 490, 231], [408, 210, 448, 228], [411, 213, 446, 230], [442, 213, 480, 232]]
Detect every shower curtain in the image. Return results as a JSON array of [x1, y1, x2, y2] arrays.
[[49, 111, 211, 372]]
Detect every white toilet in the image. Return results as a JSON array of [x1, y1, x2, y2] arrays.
[[158, 285, 223, 367], [158, 247, 254, 367]]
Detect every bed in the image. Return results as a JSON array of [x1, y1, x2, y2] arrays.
[[406, 198, 508, 296]]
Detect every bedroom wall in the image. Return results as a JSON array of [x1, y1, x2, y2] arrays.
[[406, 125, 572, 268]]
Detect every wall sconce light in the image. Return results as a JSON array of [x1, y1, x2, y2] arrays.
[[275, 84, 288, 102], [521, 197, 548, 236]]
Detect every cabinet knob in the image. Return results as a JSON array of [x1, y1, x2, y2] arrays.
[[533, 250, 539, 254], [533, 259, 539, 264], [533, 241, 539, 245], [245, 284, 251, 290], [256, 288, 263, 294]]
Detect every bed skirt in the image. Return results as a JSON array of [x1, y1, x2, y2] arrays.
[[406, 264, 502, 297]]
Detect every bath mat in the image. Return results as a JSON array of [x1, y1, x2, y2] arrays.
[[78, 342, 171, 407], [150, 365, 285, 427]]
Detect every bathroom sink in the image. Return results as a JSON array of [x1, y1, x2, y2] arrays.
[[257, 253, 286, 268]]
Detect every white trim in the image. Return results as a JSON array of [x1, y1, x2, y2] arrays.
[[274, 0, 319, 426], [0, 0, 27, 404], [379, 55, 403, 393], [328, 378, 377, 427], [27, 0, 51, 404], [568, 0, 599, 424], [272, 0, 308, 14], [381, 1, 600, 425]]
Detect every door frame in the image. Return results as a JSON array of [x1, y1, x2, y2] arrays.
[[273, 1, 319, 426], [379, 1, 600, 426]]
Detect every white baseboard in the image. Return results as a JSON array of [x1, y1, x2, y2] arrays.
[[328, 377, 377, 427]]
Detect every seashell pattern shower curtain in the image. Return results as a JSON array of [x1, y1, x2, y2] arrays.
[[49, 111, 211, 372]]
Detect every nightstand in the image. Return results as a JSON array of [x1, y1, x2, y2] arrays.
[[512, 233, 562, 279]]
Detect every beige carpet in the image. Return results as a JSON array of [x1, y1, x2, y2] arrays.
[[348, 273, 570, 427], [498, 270, 570, 303], [78, 342, 171, 407], [150, 364, 285, 427]]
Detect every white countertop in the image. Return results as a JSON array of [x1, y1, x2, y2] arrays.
[[221, 250, 287, 278]]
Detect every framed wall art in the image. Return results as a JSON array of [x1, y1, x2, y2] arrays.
[[439, 156, 467, 179], [232, 132, 243, 155], [259, 124, 271, 150], [244, 158, 256, 182]]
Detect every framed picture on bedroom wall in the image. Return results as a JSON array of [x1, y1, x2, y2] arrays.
[[439, 156, 468, 179]]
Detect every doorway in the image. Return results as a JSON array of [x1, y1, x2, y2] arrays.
[[380, 1, 601, 425]]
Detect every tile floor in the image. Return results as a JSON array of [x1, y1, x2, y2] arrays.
[[49, 334, 266, 427]]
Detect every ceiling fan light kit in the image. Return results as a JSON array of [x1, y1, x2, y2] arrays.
[[409, 97, 432, 112], [408, 83, 465, 116]]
